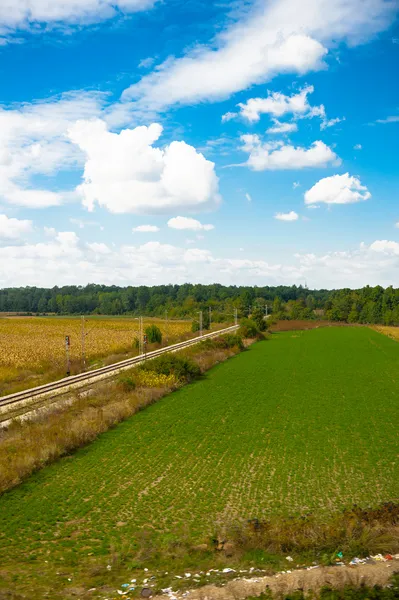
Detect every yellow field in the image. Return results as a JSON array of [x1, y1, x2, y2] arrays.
[[372, 325, 399, 342], [0, 316, 192, 390]]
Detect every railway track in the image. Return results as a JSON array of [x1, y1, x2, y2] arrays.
[[0, 325, 239, 424]]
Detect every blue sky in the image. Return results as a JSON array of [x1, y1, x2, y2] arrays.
[[0, 0, 398, 289]]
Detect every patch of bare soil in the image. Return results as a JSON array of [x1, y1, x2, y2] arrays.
[[154, 560, 399, 600], [269, 320, 351, 332]]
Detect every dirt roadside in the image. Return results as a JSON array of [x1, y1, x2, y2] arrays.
[[153, 559, 399, 600]]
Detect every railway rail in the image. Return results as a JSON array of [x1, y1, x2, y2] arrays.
[[0, 325, 239, 423]]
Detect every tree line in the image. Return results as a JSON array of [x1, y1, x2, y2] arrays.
[[0, 283, 399, 325]]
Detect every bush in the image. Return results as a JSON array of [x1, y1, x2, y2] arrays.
[[200, 333, 244, 351], [251, 307, 268, 332], [239, 318, 260, 338], [145, 324, 162, 344], [118, 375, 136, 392], [192, 315, 210, 332], [139, 353, 201, 382]]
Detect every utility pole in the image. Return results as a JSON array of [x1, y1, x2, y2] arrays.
[[143, 332, 147, 359], [199, 311, 203, 337], [265, 304, 269, 318], [234, 308, 238, 326], [165, 310, 168, 346], [139, 316, 143, 355], [65, 335, 71, 376], [81, 316, 86, 372], [209, 306, 212, 330]]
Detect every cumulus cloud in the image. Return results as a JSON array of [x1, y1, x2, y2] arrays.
[[121, 0, 396, 112], [354, 144, 362, 150], [267, 119, 298, 134], [304, 173, 371, 205], [68, 120, 221, 215], [167, 216, 214, 231], [241, 136, 340, 171], [0, 91, 107, 208], [1, 233, 399, 289], [0, 214, 33, 239], [133, 225, 160, 232], [275, 211, 299, 221], [86, 242, 111, 254], [233, 85, 342, 130], [221, 112, 237, 123], [0, 0, 157, 42], [237, 86, 318, 123], [369, 240, 399, 254]]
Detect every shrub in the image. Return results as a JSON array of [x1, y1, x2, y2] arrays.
[[134, 370, 177, 388], [251, 307, 268, 332], [239, 318, 260, 338], [200, 333, 244, 351], [138, 353, 201, 382], [145, 324, 162, 344], [118, 375, 136, 392]]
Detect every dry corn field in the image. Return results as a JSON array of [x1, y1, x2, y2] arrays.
[[373, 325, 399, 342], [0, 316, 192, 393]]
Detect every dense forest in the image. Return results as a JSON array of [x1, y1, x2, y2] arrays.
[[1, 283, 399, 325]]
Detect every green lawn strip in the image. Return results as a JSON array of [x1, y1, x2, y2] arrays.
[[0, 327, 398, 598]]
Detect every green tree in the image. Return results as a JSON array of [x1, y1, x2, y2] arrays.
[[145, 324, 162, 344], [251, 306, 267, 331]]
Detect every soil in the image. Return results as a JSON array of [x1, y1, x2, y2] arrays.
[[153, 559, 399, 600]]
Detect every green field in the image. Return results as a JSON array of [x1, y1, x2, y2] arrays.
[[0, 327, 398, 596]]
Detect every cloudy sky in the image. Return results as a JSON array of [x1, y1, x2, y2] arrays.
[[0, 0, 398, 289]]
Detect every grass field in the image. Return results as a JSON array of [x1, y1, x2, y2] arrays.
[[0, 316, 193, 395], [0, 327, 398, 597]]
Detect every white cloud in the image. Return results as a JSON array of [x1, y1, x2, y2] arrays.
[[354, 144, 362, 150], [275, 211, 299, 221], [70, 217, 101, 229], [44, 226, 57, 237], [320, 116, 345, 129], [245, 193, 252, 203], [221, 112, 237, 123], [304, 173, 371, 205], [0, 214, 33, 239], [133, 225, 160, 232], [0, 91, 107, 208], [167, 216, 214, 231], [138, 57, 155, 69], [68, 120, 221, 215], [395, 222, 399, 229], [1, 232, 399, 288], [122, 0, 395, 112], [241, 136, 340, 171], [375, 116, 399, 124], [293, 181, 300, 189], [236, 86, 342, 130], [369, 240, 399, 255], [0, 0, 157, 41], [238, 85, 317, 123], [86, 242, 111, 254], [267, 119, 298, 134]]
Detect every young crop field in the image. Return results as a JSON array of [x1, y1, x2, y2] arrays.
[[0, 327, 398, 597], [0, 316, 193, 394]]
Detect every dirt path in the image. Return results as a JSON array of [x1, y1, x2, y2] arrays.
[[153, 559, 399, 600]]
